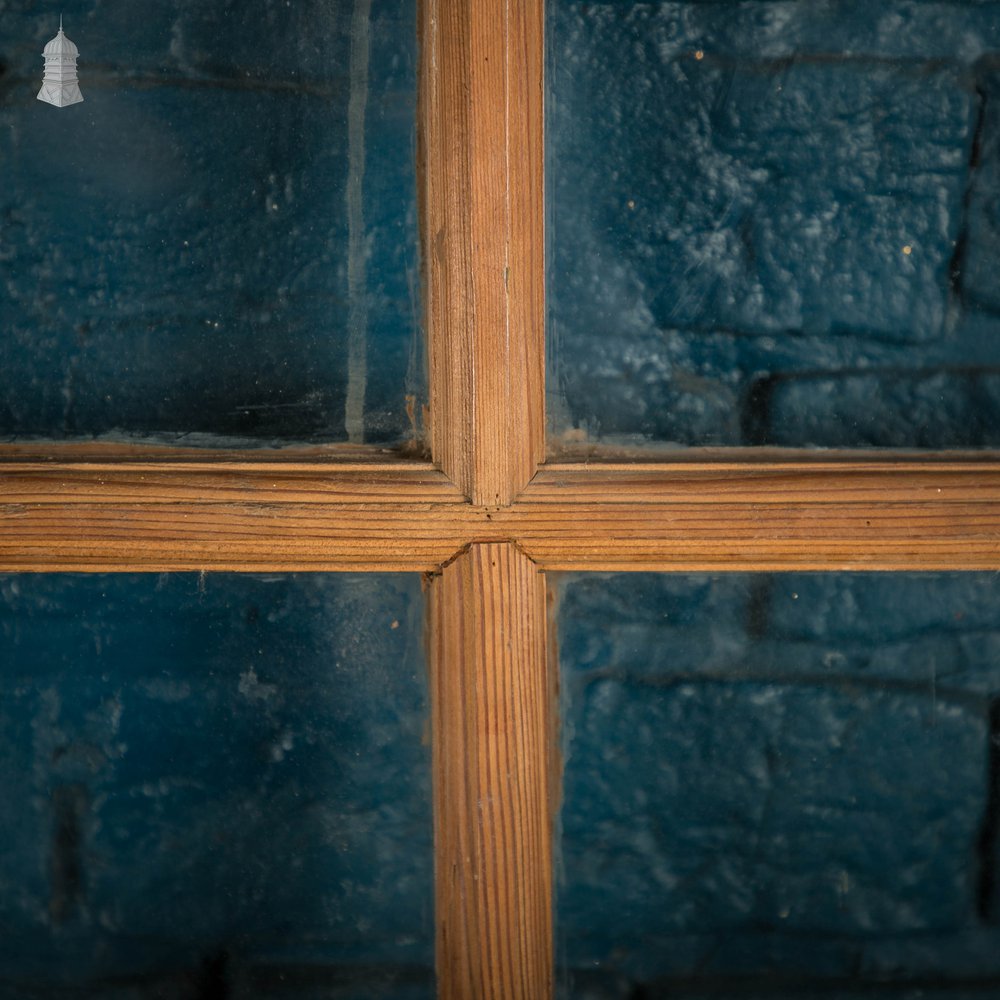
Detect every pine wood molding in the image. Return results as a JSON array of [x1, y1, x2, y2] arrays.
[[429, 542, 553, 1000], [3, 455, 999, 572], [511, 462, 1000, 570], [420, 0, 545, 505], [0, 455, 465, 572]]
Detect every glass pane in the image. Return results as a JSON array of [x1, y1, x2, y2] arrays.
[[1, 1, 422, 447], [556, 572, 1000, 997], [548, 3, 1000, 450], [0, 573, 433, 998]]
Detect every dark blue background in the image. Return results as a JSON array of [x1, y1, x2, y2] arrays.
[[0, 573, 433, 998], [548, 2, 1000, 448], [556, 572, 1000, 998], [0, 1, 422, 446]]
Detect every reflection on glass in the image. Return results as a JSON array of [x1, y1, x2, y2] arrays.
[[1, 1, 422, 446], [556, 572, 1000, 998], [0, 574, 432, 998], [548, 3, 1000, 449]]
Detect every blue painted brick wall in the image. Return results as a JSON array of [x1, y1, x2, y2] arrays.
[[548, 2, 1000, 448], [0, 1, 421, 446], [0, 574, 433, 998], [556, 572, 1000, 998]]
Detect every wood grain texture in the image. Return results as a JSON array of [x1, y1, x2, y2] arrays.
[[0, 442, 414, 463], [420, 0, 544, 505], [0, 458, 468, 572], [509, 463, 1000, 570], [429, 543, 553, 1000], [3, 458, 1000, 571]]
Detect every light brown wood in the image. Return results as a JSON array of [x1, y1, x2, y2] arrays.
[[429, 542, 553, 1000], [0, 456, 462, 504], [509, 462, 1000, 570], [3, 457, 1000, 572], [0, 507, 455, 573], [0, 442, 418, 463], [525, 461, 1000, 503], [0, 457, 468, 572], [420, 0, 545, 505]]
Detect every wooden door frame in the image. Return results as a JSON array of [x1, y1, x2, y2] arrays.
[[2, 2, 1000, 996]]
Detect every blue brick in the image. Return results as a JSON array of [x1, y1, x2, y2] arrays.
[[548, 1, 1000, 448], [0, 1, 422, 445], [761, 370, 1000, 447], [0, 574, 433, 992], [556, 572, 1000, 993], [561, 678, 988, 982], [963, 70, 1000, 314], [556, 572, 751, 677], [766, 574, 1000, 643]]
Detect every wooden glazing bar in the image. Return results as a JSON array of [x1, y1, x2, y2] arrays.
[[0, 442, 413, 463], [525, 462, 1000, 503], [0, 459, 468, 572], [0, 457, 463, 505], [0, 509, 459, 573], [3, 458, 999, 572], [419, 0, 545, 505], [509, 463, 1000, 570], [429, 542, 553, 1000]]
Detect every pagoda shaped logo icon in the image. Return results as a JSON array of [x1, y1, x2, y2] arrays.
[[37, 16, 84, 108]]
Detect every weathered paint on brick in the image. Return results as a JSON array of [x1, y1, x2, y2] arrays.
[[0, 574, 433, 995], [555, 572, 1000, 997], [548, 1, 1000, 447], [0, 1, 421, 445]]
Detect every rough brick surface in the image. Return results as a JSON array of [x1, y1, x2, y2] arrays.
[[555, 572, 1000, 997], [0, 574, 433, 995], [548, 1, 1000, 447], [0, 1, 421, 445]]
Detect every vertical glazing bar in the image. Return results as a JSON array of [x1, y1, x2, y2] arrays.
[[429, 543, 554, 998], [419, 0, 545, 506]]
